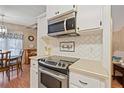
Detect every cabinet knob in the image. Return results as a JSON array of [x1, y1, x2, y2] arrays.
[[55, 11, 59, 15], [77, 27, 80, 30]]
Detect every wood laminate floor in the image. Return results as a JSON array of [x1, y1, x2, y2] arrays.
[[112, 76, 123, 88], [0, 64, 30, 88], [112, 80, 122, 88]]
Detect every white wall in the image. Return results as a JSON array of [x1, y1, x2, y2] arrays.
[[112, 5, 124, 32], [5, 22, 37, 49], [46, 31, 103, 61], [112, 6, 124, 52]]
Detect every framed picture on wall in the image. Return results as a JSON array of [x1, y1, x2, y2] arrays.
[[60, 41, 75, 52]]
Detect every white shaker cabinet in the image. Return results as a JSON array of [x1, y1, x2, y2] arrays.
[[76, 5, 103, 31], [47, 5, 76, 19], [46, 5, 103, 32], [37, 13, 47, 36], [30, 59, 38, 88], [69, 72, 106, 88]]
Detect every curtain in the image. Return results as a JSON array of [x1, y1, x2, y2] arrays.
[[0, 32, 23, 56]]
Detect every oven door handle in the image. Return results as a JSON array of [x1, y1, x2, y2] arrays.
[[64, 19, 66, 31], [39, 68, 67, 80]]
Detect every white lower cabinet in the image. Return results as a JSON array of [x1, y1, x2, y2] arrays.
[[69, 72, 106, 88], [30, 59, 38, 88], [70, 83, 79, 88]]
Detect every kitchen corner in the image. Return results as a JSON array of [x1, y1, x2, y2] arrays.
[[29, 5, 111, 88], [69, 59, 108, 88]]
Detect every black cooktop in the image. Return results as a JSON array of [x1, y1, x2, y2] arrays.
[[38, 55, 80, 75]]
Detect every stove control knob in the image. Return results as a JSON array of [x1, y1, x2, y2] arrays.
[[58, 62, 61, 66], [43, 59, 46, 62], [62, 64, 65, 67], [41, 59, 45, 62]]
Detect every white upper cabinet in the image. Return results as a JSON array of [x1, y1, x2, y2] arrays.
[[37, 13, 47, 36], [46, 5, 103, 32], [76, 5, 103, 31], [47, 5, 75, 19]]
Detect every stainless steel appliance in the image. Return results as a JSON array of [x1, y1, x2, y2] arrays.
[[48, 10, 79, 37], [38, 55, 79, 88]]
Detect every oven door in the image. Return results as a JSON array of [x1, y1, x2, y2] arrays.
[[38, 66, 67, 88]]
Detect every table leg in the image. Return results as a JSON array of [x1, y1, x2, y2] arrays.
[[113, 65, 116, 80], [122, 74, 124, 88]]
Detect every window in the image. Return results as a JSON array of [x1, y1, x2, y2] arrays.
[[0, 32, 23, 56]]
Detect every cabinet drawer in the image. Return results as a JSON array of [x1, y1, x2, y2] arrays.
[[30, 68, 38, 88], [31, 60, 38, 69], [69, 83, 79, 88], [70, 72, 100, 88]]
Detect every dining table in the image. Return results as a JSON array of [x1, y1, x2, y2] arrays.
[[113, 63, 124, 88], [0, 50, 20, 62]]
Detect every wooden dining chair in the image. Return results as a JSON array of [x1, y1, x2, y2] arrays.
[[9, 49, 24, 76], [0, 51, 11, 81], [18, 49, 24, 72]]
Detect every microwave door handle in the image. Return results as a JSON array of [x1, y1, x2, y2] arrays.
[[39, 68, 66, 80], [64, 19, 66, 31]]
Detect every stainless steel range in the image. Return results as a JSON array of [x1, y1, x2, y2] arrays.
[[38, 55, 79, 88]]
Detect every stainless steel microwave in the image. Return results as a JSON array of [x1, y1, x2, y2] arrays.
[[48, 10, 79, 37]]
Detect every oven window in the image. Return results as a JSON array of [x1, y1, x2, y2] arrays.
[[48, 21, 64, 33], [41, 73, 61, 88]]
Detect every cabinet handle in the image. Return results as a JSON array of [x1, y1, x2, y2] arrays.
[[79, 80, 88, 85], [73, 5, 76, 8], [100, 21, 102, 26], [33, 64, 35, 65]]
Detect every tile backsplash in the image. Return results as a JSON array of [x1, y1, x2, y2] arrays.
[[43, 30, 103, 61]]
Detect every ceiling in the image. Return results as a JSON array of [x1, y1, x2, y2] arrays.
[[0, 5, 46, 27]]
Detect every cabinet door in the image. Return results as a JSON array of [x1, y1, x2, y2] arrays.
[[30, 68, 38, 88], [76, 5, 103, 31], [37, 14, 47, 36], [57, 5, 74, 14], [69, 83, 79, 88], [30, 59, 38, 70], [47, 5, 59, 19], [47, 5, 74, 19], [70, 72, 100, 88]]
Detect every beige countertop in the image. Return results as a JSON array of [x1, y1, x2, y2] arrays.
[[30, 56, 108, 79], [29, 55, 48, 60], [69, 59, 109, 80]]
